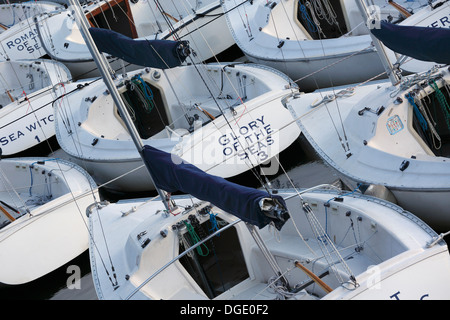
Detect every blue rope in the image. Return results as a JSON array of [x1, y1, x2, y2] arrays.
[[135, 75, 154, 100], [406, 93, 428, 132], [299, 1, 317, 34], [131, 75, 155, 113], [209, 211, 220, 236]]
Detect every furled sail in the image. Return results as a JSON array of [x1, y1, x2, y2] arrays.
[[370, 21, 450, 64], [89, 28, 190, 69], [142, 145, 290, 230]]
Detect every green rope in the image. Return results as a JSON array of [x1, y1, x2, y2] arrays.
[[429, 80, 450, 130], [183, 221, 209, 256]]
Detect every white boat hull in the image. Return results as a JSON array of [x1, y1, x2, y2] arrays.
[[288, 68, 450, 230], [0, 1, 236, 78], [0, 59, 72, 156], [55, 63, 301, 192], [245, 46, 383, 91], [341, 176, 450, 231], [222, 0, 436, 91], [89, 188, 450, 300], [0, 158, 99, 285]]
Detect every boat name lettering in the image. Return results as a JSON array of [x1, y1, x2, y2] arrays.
[[6, 28, 41, 54], [0, 114, 53, 146], [390, 291, 429, 300], [428, 15, 450, 28], [218, 116, 275, 161]]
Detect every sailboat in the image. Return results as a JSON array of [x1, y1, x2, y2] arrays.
[[287, 2, 450, 230], [89, 158, 450, 300], [221, 0, 429, 91], [64, 0, 450, 300], [0, 156, 99, 285], [53, 27, 301, 193], [379, 0, 450, 74], [0, 59, 73, 157], [0, 0, 236, 79]]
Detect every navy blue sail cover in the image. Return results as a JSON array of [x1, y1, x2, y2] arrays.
[[142, 145, 289, 230], [371, 21, 450, 64], [89, 28, 189, 69]]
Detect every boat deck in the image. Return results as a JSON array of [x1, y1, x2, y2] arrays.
[[0, 189, 50, 229]]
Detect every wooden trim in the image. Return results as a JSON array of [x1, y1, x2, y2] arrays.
[[86, 0, 138, 38], [0, 205, 15, 222], [295, 261, 333, 293]]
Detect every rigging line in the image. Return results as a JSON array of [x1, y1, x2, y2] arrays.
[[293, 44, 374, 83], [0, 63, 21, 101], [301, 200, 350, 285], [121, 4, 223, 119], [126, 218, 242, 299], [265, 0, 292, 89], [187, 63, 271, 192], [4, 62, 67, 157], [194, 88, 314, 175], [51, 79, 106, 171], [158, 3, 297, 183], [53, 79, 192, 193], [53, 83, 74, 135], [153, 0, 181, 41], [159, 69, 192, 125], [205, 77, 278, 194], [282, 0, 326, 91], [98, 0, 113, 30], [429, 79, 450, 128], [416, 91, 442, 150], [140, 0, 164, 34], [296, 3, 381, 151], [103, 0, 118, 22], [169, 1, 272, 102], [230, 0, 251, 37], [162, 63, 277, 188], [164, 0, 225, 56], [54, 98, 90, 167], [270, 151, 356, 283], [91, 2, 269, 196], [0, 80, 71, 131], [0, 161, 100, 240], [268, 153, 318, 256], [167, 0, 194, 21], [89, 212, 119, 288], [35, 10, 57, 53], [0, 165, 30, 215], [254, 265, 298, 299], [132, 7, 275, 194], [34, 158, 101, 243], [300, 44, 383, 151], [23, 86, 67, 157], [155, 0, 231, 48], [89, 200, 120, 288], [146, 0, 266, 128], [86, 7, 101, 28]]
